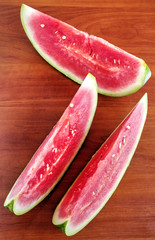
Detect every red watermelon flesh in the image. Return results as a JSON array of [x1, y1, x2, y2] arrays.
[[52, 93, 148, 236], [4, 74, 97, 215], [21, 4, 151, 97]]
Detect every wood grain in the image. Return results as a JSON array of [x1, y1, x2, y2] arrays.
[[0, 0, 155, 239]]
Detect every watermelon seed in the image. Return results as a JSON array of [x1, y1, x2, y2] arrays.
[[119, 142, 122, 149], [71, 129, 76, 136], [40, 174, 43, 179], [46, 164, 50, 171], [118, 59, 121, 64], [126, 125, 130, 130], [122, 136, 126, 144], [52, 148, 57, 153], [89, 48, 93, 56], [70, 103, 74, 108], [62, 36, 66, 39], [40, 24, 45, 28], [55, 30, 58, 34], [112, 154, 115, 158], [114, 59, 116, 64]]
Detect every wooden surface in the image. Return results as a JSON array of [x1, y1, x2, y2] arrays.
[[0, 0, 155, 239]]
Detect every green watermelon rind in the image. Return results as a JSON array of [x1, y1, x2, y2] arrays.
[[5, 166, 72, 215], [57, 221, 68, 233], [5, 157, 79, 215], [6, 201, 14, 212], [20, 4, 151, 97], [99, 61, 150, 97], [4, 73, 98, 215], [52, 93, 148, 236], [145, 64, 151, 84]]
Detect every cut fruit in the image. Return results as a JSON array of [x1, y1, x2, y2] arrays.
[[4, 73, 98, 215], [21, 4, 151, 97], [52, 93, 148, 236]]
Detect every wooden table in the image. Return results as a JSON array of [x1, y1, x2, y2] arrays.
[[0, 0, 155, 239]]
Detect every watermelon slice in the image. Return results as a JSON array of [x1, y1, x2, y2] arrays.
[[52, 93, 148, 236], [4, 73, 98, 215], [20, 4, 151, 97]]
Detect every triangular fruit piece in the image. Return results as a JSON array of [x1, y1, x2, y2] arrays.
[[21, 4, 151, 97], [52, 93, 148, 236], [4, 73, 98, 215]]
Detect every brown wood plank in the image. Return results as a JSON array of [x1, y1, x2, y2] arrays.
[[0, 0, 155, 239]]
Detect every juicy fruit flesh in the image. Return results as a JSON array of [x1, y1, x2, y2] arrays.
[[8, 111, 85, 203], [30, 14, 139, 90], [4, 74, 97, 214], [21, 4, 150, 96], [52, 93, 147, 235]]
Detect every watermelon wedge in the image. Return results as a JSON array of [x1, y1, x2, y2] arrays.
[[52, 93, 148, 236], [4, 73, 98, 215], [20, 4, 151, 97]]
